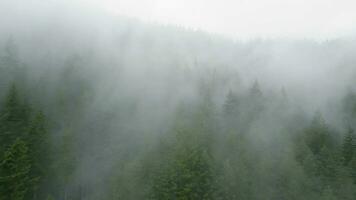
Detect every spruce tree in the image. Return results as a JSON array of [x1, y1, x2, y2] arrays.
[[0, 138, 33, 200], [151, 98, 216, 200], [151, 144, 214, 200], [244, 80, 264, 125], [27, 111, 50, 199], [342, 128, 355, 166], [223, 90, 239, 118], [0, 84, 29, 155], [305, 112, 333, 155], [350, 157, 356, 184]]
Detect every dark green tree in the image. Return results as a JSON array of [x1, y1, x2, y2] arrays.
[[151, 143, 214, 200], [26, 111, 50, 199], [0, 84, 29, 152], [52, 128, 76, 200], [350, 157, 356, 184], [305, 112, 333, 155], [0, 138, 33, 200], [342, 128, 355, 166], [150, 97, 217, 200]]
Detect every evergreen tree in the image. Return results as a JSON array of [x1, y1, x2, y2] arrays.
[[223, 90, 240, 132], [350, 157, 356, 184], [342, 128, 355, 166], [343, 92, 356, 119], [52, 128, 76, 200], [223, 90, 239, 118], [305, 112, 333, 155], [245, 80, 264, 124], [0, 138, 33, 200], [27, 111, 50, 199], [151, 144, 214, 200], [150, 98, 216, 200], [0, 84, 29, 153]]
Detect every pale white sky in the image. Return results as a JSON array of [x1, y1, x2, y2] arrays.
[[88, 0, 356, 39]]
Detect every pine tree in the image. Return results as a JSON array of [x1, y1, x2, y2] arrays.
[[52, 128, 76, 200], [27, 111, 50, 199], [246, 80, 264, 118], [342, 128, 356, 184], [350, 157, 356, 184], [343, 92, 356, 119], [0, 138, 33, 200], [223, 90, 240, 132], [150, 99, 216, 200], [305, 112, 333, 155], [0, 84, 29, 153], [342, 128, 355, 166], [223, 90, 239, 118], [151, 145, 214, 200]]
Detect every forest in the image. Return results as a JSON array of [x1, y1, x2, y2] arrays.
[[1, 1, 356, 200]]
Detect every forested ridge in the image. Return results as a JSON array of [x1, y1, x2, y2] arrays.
[[0, 36, 355, 200], [0, 2, 356, 198]]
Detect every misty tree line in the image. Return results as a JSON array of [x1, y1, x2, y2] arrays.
[[0, 39, 355, 200]]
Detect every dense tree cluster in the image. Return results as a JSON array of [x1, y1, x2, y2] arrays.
[[0, 85, 50, 200], [0, 35, 356, 200]]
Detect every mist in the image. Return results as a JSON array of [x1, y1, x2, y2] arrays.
[[0, 1, 356, 200]]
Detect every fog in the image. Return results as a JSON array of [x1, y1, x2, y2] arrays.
[[0, 1, 356, 200]]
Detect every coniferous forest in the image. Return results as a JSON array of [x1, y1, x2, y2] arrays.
[[1, 1, 356, 200]]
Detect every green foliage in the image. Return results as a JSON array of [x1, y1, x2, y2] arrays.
[[350, 157, 356, 184], [152, 146, 214, 200], [150, 99, 217, 200], [305, 112, 333, 155], [0, 83, 52, 199], [342, 128, 355, 166], [52, 127, 76, 192], [1, 50, 356, 200], [27, 111, 51, 199], [0, 138, 33, 200], [343, 93, 356, 118], [0, 85, 29, 150], [46, 194, 55, 200], [320, 187, 338, 200], [223, 90, 240, 130]]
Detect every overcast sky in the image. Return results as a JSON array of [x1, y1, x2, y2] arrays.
[[1, 0, 356, 40], [91, 0, 356, 39]]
